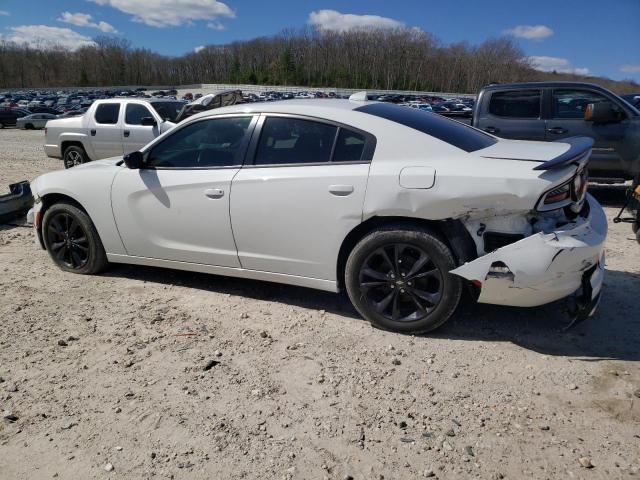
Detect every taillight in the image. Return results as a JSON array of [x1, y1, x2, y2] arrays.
[[539, 182, 572, 210]]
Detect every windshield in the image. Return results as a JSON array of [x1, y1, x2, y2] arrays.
[[150, 101, 186, 122]]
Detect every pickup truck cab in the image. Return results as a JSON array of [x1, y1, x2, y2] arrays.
[[473, 82, 640, 180], [45, 99, 185, 168]]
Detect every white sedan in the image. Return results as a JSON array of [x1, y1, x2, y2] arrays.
[[29, 94, 606, 333]]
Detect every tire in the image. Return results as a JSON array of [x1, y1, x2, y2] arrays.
[[25, 123, 33, 130], [63, 145, 87, 169], [0, 122, 5, 129], [345, 226, 463, 334], [42, 202, 108, 275]]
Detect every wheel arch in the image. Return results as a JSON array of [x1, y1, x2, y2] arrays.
[[61, 141, 91, 160], [38, 193, 89, 249], [336, 216, 478, 291]]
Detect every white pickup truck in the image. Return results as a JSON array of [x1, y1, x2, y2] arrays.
[[44, 98, 185, 168]]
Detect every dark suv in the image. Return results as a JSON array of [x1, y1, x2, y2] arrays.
[[0, 109, 19, 128], [473, 82, 640, 180]]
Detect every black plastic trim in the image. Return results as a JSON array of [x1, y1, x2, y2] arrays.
[[533, 136, 594, 171]]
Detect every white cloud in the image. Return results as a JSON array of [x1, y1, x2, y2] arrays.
[[620, 64, 640, 74], [194, 45, 205, 53], [308, 9, 404, 32], [207, 21, 225, 30], [504, 25, 553, 41], [4, 25, 96, 50], [58, 11, 118, 33], [527, 56, 590, 75], [0, 10, 9, 16], [90, 0, 235, 28]]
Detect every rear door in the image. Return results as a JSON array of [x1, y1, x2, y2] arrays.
[[89, 103, 124, 159], [230, 115, 374, 281], [477, 89, 546, 140], [545, 88, 627, 176], [122, 102, 158, 154]]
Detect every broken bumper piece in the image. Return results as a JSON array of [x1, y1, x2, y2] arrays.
[[0, 181, 33, 224], [452, 193, 607, 310]]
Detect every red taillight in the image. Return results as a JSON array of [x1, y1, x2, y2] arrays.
[[543, 184, 571, 204], [470, 279, 482, 288], [34, 211, 42, 229]]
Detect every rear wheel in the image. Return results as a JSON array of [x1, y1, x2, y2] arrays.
[[24, 123, 34, 130], [42, 202, 108, 274], [345, 227, 463, 334], [63, 146, 87, 169]]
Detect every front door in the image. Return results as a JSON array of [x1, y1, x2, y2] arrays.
[[111, 115, 255, 266], [122, 102, 159, 154], [545, 88, 628, 176], [478, 88, 546, 140], [231, 115, 373, 280]]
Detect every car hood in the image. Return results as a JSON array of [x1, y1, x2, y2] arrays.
[[476, 138, 570, 163]]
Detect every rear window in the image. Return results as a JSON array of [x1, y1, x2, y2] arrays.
[[355, 103, 496, 153], [489, 89, 541, 118]]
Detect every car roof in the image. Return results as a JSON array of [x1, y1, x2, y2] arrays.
[[480, 81, 614, 92], [188, 98, 367, 122]]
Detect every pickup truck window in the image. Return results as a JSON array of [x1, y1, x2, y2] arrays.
[[146, 116, 252, 169], [94, 104, 120, 125], [552, 89, 609, 119], [125, 104, 154, 125], [488, 90, 541, 118]]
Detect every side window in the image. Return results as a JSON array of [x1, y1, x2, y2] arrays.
[[488, 90, 541, 118], [255, 117, 337, 165], [333, 128, 366, 162], [552, 89, 609, 119], [125, 104, 154, 125], [146, 116, 252, 168], [94, 104, 120, 124]]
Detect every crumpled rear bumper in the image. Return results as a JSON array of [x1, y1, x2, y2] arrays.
[[451, 194, 607, 309]]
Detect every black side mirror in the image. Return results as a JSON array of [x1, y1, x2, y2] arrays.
[[140, 116, 157, 127], [584, 101, 621, 123], [123, 151, 144, 169]]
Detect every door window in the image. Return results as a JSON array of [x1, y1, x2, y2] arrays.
[[94, 104, 120, 124], [333, 128, 366, 162], [552, 89, 609, 119], [489, 90, 541, 118], [146, 116, 252, 168], [125, 104, 154, 125], [254, 117, 337, 165]]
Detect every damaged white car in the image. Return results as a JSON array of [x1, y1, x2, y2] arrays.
[[28, 96, 607, 333]]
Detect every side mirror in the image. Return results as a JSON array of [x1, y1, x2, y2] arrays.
[[123, 151, 144, 169], [140, 116, 157, 127], [584, 101, 620, 123]]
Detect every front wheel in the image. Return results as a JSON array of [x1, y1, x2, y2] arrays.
[[345, 227, 463, 334], [42, 202, 108, 274], [63, 146, 88, 169]]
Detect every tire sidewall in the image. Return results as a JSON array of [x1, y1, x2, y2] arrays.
[[42, 203, 107, 274], [63, 146, 87, 169], [345, 228, 463, 334]]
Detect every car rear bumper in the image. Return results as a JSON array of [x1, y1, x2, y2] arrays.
[[44, 144, 62, 159], [451, 193, 607, 309]]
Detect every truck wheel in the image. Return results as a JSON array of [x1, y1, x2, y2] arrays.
[[63, 146, 87, 169]]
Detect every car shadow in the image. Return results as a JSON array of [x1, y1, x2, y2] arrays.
[[589, 183, 629, 208], [106, 264, 640, 361]]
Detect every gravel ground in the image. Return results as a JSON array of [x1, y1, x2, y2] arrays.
[[1, 128, 639, 480]]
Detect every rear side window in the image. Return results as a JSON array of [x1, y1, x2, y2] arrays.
[[125, 104, 154, 125], [94, 104, 120, 124], [356, 103, 496, 153], [255, 117, 337, 165], [489, 90, 541, 118], [333, 129, 366, 162]]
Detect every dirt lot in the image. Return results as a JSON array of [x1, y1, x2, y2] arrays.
[[0, 128, 639, 480]]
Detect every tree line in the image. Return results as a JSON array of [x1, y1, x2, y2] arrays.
[[0, 28, 637, 94]]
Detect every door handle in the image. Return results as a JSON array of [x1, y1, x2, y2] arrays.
[[204, 188, 224, 199], [328, 184, 354, 196], [484, 126, 499, 134], [90, 129, 96, 136], [546, 127, 568, 134], [123, 130, 130, 138]]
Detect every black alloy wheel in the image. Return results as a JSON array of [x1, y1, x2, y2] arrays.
[[45, 212, 90, 270], [359, 243, 442, 322]]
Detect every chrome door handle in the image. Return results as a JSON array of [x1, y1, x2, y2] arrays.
[[204, 188, 224, 199], [546, 127, 568, 134], [329, 184, 354, 196], [484, 126, 500, 134]]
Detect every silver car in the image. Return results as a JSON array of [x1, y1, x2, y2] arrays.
[[17, 113, 56, 130]]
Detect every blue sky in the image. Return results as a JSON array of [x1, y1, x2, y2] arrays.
[[1, 0, 639, 82]]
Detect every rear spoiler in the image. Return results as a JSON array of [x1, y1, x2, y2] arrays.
[[533, 136, 593, 171]]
